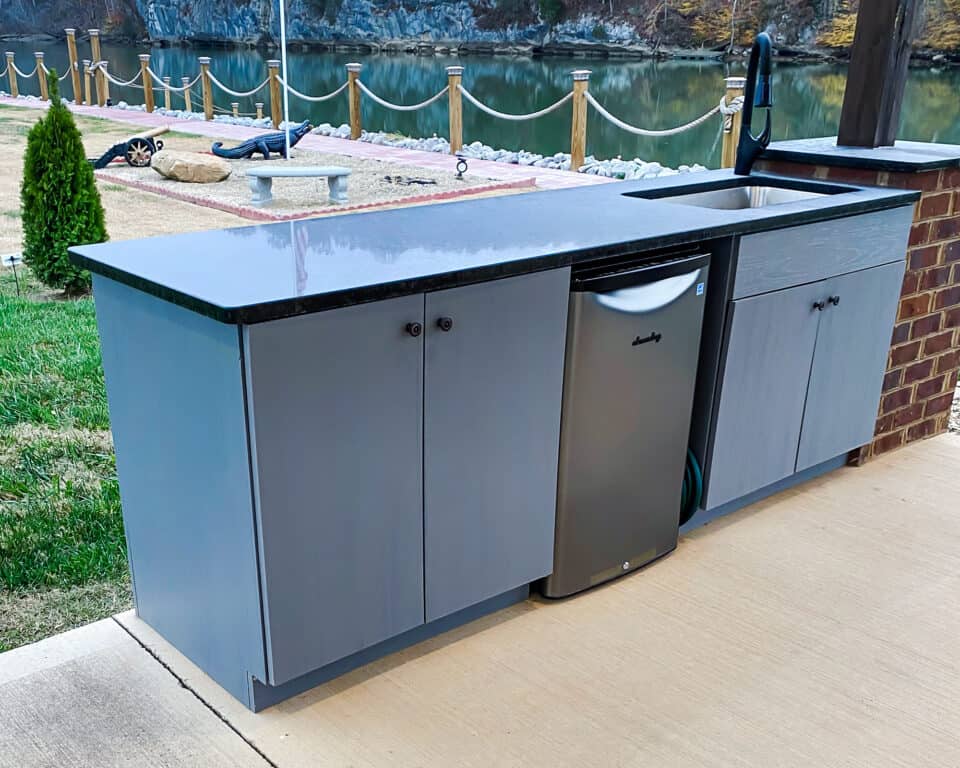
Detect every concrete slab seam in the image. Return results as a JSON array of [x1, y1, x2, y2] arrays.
[[110, 617, 278, 768]]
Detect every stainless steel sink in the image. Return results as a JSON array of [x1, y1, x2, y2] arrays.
[[654, 185, 829, 210]]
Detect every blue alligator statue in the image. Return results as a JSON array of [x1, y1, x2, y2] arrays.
[[211, 120, 313, 160]]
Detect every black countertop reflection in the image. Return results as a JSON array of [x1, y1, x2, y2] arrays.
[[70, 169, 918, 324]]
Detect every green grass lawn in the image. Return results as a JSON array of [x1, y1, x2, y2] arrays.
[[0, 267, 130, 652]]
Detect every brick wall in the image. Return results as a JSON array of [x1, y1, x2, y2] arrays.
[[757, 159, 960, 461]]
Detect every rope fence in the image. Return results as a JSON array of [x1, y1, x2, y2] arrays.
[[208, 71, 270, 99], [459, 86, 571, 121], [356, 80, 449, 112], [277, 76, 348, 103], [2, 35, 752, 171]]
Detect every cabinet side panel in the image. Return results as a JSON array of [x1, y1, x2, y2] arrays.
[[424, 268, 571, 622], [704, 281, 823, 509], [796, 261, 906, 471], [245, 296, 425, 686], [92, 276, 265, 705]]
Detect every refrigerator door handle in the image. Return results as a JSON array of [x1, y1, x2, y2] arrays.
[[593, 268, 703, 314]]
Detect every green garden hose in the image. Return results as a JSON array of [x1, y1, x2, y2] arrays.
[[679, 448, 703, 526]]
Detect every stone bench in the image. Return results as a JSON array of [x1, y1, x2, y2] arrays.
[[245, 166, 352, 206]]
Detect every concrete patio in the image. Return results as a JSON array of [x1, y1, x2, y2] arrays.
[[2, 433, 959, 768]]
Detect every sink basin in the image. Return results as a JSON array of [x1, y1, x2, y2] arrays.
[[655, 185, 828, 210], [624, 178, 853, 210]]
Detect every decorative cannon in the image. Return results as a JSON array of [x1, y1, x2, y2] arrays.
[[90, 126, 170, 170]]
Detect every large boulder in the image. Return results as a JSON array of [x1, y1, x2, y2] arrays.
[[152, 151, 231, 183]]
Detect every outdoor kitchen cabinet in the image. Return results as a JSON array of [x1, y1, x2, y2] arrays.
[[244, 268, 570, 686], [703, 229, 907, 509]]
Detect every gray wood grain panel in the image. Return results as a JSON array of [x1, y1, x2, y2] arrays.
[[796, 261, 906, 471], [704, 281, 824, 509], [92, 276, 266, 707], [423, 268, 570, 622], [733, 206, 912, 299], [244, 295, 426, 686]]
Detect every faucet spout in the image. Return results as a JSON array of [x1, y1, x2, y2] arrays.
[[734, 32, 774, 176]]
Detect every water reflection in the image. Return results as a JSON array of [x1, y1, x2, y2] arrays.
[[7, 39, 960, 168]]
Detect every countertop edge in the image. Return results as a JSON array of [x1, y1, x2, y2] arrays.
[[71, 191, 920, 325], [761, 147, 960, 173]]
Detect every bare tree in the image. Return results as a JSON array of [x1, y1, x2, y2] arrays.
[[730, 0, 739, 51]]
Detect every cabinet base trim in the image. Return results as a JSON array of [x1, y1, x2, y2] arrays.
[[247, 585, 530, 712], [684, 453, 847, 533]]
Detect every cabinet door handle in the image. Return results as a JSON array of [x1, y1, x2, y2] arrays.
[[437, 316, 454, 332], [827, 295, 840, 306], [812, 301, 825, 312], [406, 322, 423, 337]]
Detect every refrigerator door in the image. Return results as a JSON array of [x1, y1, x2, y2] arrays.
[[544, 256, 709, 598]]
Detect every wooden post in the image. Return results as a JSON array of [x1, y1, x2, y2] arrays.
[[182, 76, 192, 112], [267, 59, 281, 129], [89, 29, 105, 107], [163, 76, 172, 110], [838, 0, 921, 147], [232, 102, 239, 118], [5, 53, 17, 98], [139, 54, 154, 113], [256, 102, 264, 120], [83, 60, 92, 105], [65, 29, 82, 103], [35, 53, 49, 101], [99, 60, 110, 105], [569, 69, 590, 172], [346, 62, 362, 139], [199, 56, 213, 121], [720, 76, 746, 169], [446, 65, 463, 155]]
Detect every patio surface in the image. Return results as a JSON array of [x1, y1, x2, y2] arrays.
[[0, 96, 613, 192], [2, 433, 959, 767]]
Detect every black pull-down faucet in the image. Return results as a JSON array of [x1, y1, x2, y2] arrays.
[[734, 32, 774, 176]]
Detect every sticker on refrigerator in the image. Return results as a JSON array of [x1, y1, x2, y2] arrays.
[[696, 282, 705, 296]]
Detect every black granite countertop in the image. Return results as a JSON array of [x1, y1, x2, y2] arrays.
[[763, 137, 960, 172], [70, 169, 918, 324]]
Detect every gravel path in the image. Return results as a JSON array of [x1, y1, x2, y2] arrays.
[[951, 380, 960, 433]]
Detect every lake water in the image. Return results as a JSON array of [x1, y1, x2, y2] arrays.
[[7, 40, 960, 169]]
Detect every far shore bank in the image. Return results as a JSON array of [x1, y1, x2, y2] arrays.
[[4, 31, 960, 67]]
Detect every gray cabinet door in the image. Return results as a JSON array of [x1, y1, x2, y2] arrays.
[[796, 261, 905, 471], [423, 268, 570, 621], [705, 281, 824, 509], [244, 295, 426, 686]]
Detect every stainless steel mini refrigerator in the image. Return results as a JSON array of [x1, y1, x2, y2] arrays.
[[543, 251, 710, 598]]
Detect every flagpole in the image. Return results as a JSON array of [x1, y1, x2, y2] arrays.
[[279, 0, 291, 159]]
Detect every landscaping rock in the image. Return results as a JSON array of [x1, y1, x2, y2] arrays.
[[151, 151, 231, 183]]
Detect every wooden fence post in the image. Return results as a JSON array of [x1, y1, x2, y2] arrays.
[[182, 76, 192, 112], [346, 62, 362, 139], [256, 102, 264, 120], [65, 29, 82, 103], [446, 65, 463, 155], [4, 53, 17, 98], [139, 54, 154, 113], [232, 102, 239, 118], [720, 76, 746, 169], [267, 59, 281, 129], [89, 29, 105, 106], [35, 53, 48, 101], [163, 76, 171, 110], [99, 61, 110, 105], [570, 69, 590, 172], [83, 60, 92, 105], [198, 56, 213, 120]]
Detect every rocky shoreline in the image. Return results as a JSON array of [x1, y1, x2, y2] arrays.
[[7, 93, 704, 179], [4, 31, 958, 67]]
